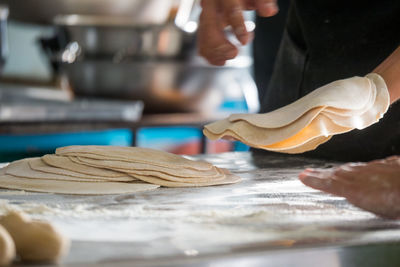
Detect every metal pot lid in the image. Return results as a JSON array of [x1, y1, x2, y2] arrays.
[[54, 14, 168, 28]]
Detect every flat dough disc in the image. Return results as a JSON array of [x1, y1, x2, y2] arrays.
[[204, 128, 332, 154], [263, 114, 351, 149], [5, 158, 107, 182], [204, 113, 347, 153], [0, 167, 159, 195], [70, 157, 226, 183], [69, 156, 224, 180], [204, 107, 326, 146], [322, 74, 389, 128], [259, 135, 333, 154], [42, 155, 129, 178], [56, 146, 214, 171], [204, 74, 390, 154], [29, 158, 136, 182], [229, 76, 373, 128], [126, 168, 241, 187]]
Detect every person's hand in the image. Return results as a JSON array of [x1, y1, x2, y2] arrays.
[[373, 46, 400, 104], [299, 156, 400, 219], [198, 0, 279, 66]]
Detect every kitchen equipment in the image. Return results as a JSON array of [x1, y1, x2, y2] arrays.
[[0, 0, 175, 25], [0, 6, 8, 73], [42, 16, 256, 113], [58, 59, 243, 113], [26, 0, 256, 113], [0, 84, 143, 122], [52, 15, 194, 59]]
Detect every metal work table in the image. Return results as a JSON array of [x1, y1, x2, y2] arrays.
[[1, 152, 400, 266]]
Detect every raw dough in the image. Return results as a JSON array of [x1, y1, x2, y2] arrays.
[[262, 114, 351, 149], [0, 224, 15, 266], [30, 157, 136, 182], [0, 167, 160, 195], [5, 159, 106, 182], [229, 76, 373, 128], [0, 211, 69, 263], [1, 146, 240, 192], [56, 146, 214, 171], [125, 168, 241, 187], [204, 107, 327, 146], [42, 154, 129, 178], [70, 156, 225, 182], [204, 74, 390, 154]]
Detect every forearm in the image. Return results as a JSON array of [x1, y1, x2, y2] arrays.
[[373, 46, 400, 104]]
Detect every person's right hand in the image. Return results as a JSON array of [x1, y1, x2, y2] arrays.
[[299, 156, 400, 219], [198, 0, 279, 66]]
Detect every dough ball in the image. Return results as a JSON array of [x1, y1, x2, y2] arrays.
[[0, 225, 15, 266], [0, 211, 69, 263]]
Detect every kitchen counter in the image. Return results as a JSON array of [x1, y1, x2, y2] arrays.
[[1, 151, 400, 266]]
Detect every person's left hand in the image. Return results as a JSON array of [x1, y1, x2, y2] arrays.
[[299, 156, 400, 219]]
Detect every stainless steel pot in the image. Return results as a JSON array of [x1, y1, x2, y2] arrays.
[[59, 59, 228, 113], [53, 15, 194, 59]]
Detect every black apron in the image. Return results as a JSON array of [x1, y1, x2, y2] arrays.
[[255, 0, 400, 162]]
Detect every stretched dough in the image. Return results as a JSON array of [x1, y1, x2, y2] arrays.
[[204, 107, 325, 146], [203, 74, 390, 154], [262, 114, 351, 149], [323, 75, 389, 128], [204, 128, 332, 154], [229, 76, 373, 128], [261, 136, 333, 154]]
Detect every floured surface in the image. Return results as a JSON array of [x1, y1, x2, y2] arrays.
[[0, 153, 399, 265]]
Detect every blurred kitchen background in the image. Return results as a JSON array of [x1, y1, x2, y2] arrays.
[[0, 0, 274, 161]]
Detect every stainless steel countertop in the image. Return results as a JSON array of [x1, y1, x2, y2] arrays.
[[1, 151, 400, 266]]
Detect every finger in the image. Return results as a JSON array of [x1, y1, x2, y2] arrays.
[[220, 0, 249, 45], [255, 0, 279, 17], [329, 164, 367, 183], [299, 170, 354, 197], [368, 156, 400, 167], [301, 168, 335, 179], [243, 0, 257, 10], [383, 155, 400, 163], [198, 0, 238, 65]]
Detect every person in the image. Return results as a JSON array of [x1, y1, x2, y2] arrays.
[[197, 0, 400, 218]]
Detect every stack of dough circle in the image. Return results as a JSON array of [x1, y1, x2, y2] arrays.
[[0, 146, 241, 195], [204, 74, 390, 154]]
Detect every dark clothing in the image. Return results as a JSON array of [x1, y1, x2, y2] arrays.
[[255, 0, 400, 161]]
